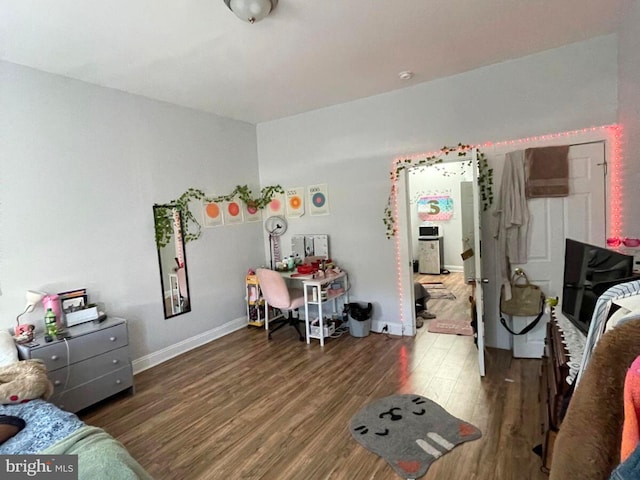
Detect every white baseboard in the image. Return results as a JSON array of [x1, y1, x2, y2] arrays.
[[132, 316, 246, 375]]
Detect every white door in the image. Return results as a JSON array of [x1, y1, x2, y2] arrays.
[[509, 142, 606, 356], [460, 181, 476, 281], [470, 149, 486, 376], [398, 171, 417, 336]]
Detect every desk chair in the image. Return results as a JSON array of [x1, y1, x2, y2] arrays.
[[256, 268, 305, 341]]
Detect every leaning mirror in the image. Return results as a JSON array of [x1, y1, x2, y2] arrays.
[[153, 205, 191, 318]]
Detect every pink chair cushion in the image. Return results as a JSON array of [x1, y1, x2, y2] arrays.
[[256, 269, 304, 311], [288, 288, 305, 310]]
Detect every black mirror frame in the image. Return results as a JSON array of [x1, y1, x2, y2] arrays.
[[153, 204, 192, 319]]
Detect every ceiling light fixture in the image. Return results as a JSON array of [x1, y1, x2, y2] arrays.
[[224, 0, 278, 24], [398, 71, 414, 80]]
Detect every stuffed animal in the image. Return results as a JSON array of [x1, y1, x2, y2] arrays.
[[0, 359, 53, 405]]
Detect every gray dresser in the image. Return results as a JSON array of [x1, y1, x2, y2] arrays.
[[17, 317, 134, 413]]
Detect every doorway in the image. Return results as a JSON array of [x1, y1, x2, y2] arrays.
[[401, 153, 485, 374], [408, 162, 475, 330]]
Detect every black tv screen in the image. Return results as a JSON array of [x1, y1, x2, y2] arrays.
[[562, 239, 634, 334]]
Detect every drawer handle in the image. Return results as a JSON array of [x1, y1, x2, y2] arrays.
[[54, 380, 61, 386], [115, 379, 122, 385], [109, 337, 116, 342], [51, 355, 59, 361], [112, 359, 119, 364]]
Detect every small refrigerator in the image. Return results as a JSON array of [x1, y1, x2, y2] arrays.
[[418, 236, 444, 274]]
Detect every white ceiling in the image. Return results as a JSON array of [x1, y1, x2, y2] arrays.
[[0, 0, 627, 124]]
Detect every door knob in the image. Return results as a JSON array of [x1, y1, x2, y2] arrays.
[[482, 278, 489, 284]]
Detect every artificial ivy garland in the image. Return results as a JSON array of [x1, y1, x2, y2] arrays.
[[383, 144, 493, 239], [154, 185, 284, 248]]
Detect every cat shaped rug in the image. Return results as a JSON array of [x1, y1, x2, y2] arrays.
[[349, 394, 481, 479]]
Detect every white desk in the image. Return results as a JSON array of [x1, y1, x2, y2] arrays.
[[279, 270, 349, 346]]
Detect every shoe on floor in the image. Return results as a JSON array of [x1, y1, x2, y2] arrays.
[[416, 318, 424, 329], [420, 311, 436, 319]]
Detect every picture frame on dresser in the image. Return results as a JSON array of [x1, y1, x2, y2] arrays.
[[58, 288, 88, 314]]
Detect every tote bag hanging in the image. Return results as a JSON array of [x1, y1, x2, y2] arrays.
[[500, 270, 545, 336]]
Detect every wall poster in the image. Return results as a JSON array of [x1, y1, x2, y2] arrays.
[[417, 195, 453, 221], [243, 201, 262, 223], [266, 192, 286, 217], [286, 187, 305, 218], [203, 200, 224, 227], [223, 200, 244, 225], [308, 183, 330, 216]]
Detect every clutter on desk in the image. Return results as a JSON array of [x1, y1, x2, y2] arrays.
[[272, 253, 343, 279]]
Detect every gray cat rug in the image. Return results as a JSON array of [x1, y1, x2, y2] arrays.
[[349, 394, 481, 479]]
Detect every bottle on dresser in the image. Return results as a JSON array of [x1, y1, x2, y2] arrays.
[[44, 308, 57, 341]]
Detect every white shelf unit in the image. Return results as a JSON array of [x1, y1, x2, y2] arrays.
[[302, 271, 349, 346]]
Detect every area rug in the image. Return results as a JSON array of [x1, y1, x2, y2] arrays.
[[423, 286, 456, 300], [427, 319, 474, 336], [349, 394, 481, 479]]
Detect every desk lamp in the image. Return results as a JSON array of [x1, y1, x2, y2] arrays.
[[15, 290, 46, 335]]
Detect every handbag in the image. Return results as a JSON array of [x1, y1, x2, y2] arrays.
[[500, 270, 545, 336]]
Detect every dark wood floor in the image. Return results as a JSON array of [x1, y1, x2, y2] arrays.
[[81, 273, 547, 479]]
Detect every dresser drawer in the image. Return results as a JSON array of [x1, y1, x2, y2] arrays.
[[50, 365, 133, 413], [67, 323, 128, 364], [28, 342, 69, 372], [48, 345, 131, 394]]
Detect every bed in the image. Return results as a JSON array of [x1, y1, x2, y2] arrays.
[[0, 331, 153, 480]]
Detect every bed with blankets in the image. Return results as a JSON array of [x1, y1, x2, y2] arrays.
[[0, 333, 152, 480]]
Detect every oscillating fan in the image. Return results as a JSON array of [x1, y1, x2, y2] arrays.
[[265, 215, 288, 269]]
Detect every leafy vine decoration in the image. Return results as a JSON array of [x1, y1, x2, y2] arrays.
[[384, 144, 493, 239], [154, 185, 284, 248]]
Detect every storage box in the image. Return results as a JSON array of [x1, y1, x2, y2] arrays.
[[65, 306, 99, 327], [309, 320, 335, 338]]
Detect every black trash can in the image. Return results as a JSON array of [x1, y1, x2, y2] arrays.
[[347, 302, 373, 337]]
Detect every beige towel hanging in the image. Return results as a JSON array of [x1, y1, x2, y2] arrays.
[[525, 146, 570, 198]]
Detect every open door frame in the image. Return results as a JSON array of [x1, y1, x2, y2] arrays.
[[470, 148, 486, 376], [396, 149, 486, 376], [396, 171, 416, 337]]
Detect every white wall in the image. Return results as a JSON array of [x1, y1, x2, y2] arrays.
[[257, 35, 618, 347], [619, 0, 640, 238], [0, 62, 263, 365], [408, 163, 473, 270]]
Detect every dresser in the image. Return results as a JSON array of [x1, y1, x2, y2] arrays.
[[17, 317, 134, 413], [539, 309, 585, 473]]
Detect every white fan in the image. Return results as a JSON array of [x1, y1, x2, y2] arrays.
[[265, 216, 288, 269]]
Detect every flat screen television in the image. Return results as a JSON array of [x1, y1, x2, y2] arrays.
[[562, 238, 634, 334]]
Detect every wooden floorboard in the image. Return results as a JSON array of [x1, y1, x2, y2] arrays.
[[81, 273, 547, 479]]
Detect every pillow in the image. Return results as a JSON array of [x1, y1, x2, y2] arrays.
[[614, 294, 640, 314], [0, 331, 18, 367]]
